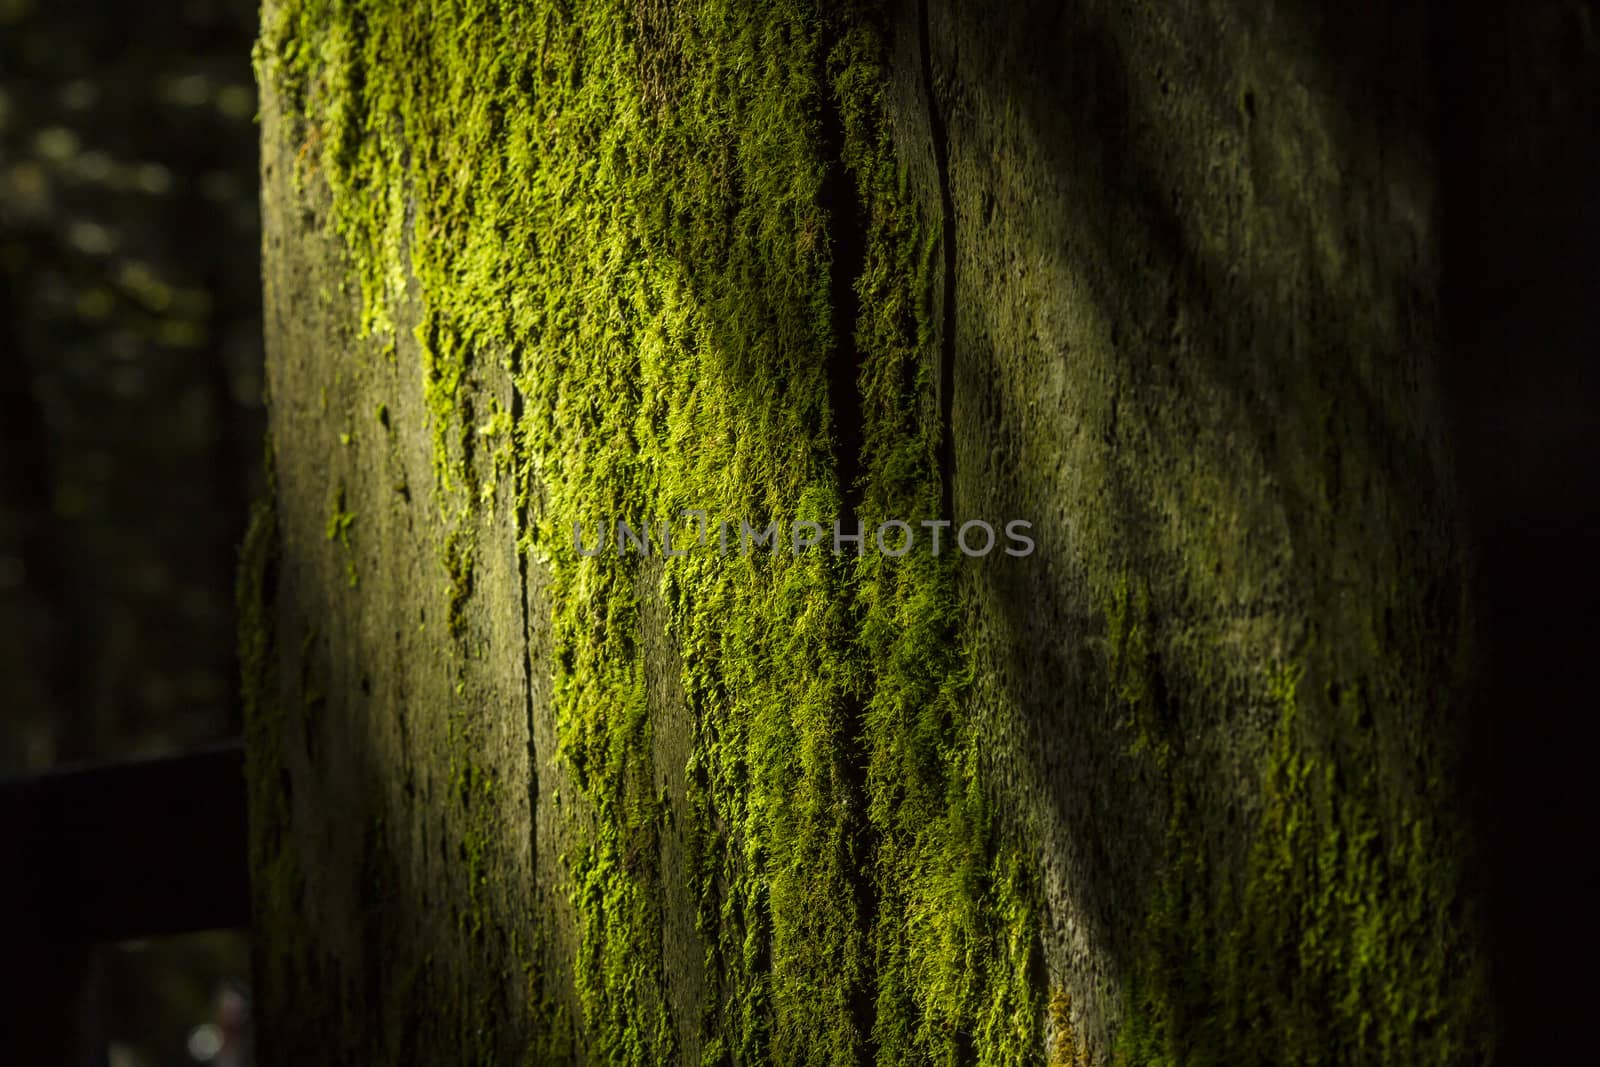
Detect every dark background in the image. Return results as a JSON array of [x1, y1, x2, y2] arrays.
[[2, 0, 263, 1063]]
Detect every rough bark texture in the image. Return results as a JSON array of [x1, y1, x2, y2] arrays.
[[242, 1, 1560, 1063]]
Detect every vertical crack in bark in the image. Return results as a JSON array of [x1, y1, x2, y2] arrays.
[[510, 374, 541, 978], [817, 25, 877, 1061], [822, 131, 867, 528], [920, 0, 958, 524]]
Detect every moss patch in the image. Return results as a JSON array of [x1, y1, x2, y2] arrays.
[[256, 0, 1044, 1061], [251, 0, 1491, 1063], [1105, 574, 1491, 1066]]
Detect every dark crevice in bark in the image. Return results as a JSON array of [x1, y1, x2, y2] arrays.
[[822, 129, 867, 529], [920, 0, 958, 524], [509, 369, 542, 973], [818, 28, 877, 1061]]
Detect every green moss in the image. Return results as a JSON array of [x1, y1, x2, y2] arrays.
[[259, 0, 1031, 1061], [441, 524, 474, 640], [254, 1, 1493, 1063], [1107, 589, 1490, 1066], [325, 486, 354, 544], [323, 485, 357, 586]]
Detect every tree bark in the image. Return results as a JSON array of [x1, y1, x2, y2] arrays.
[[247, 0, 1587, 1062]]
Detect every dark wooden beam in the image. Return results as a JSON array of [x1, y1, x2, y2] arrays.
[[0, 739, 250, 943]]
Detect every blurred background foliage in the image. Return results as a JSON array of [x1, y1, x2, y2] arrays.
[[2, 0, 264, 1062]]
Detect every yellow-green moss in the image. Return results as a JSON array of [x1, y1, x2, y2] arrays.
[[1104, 576, 1491, 1066], [256, 0, 1047, 1061], [254, 1, 1488, 1062]]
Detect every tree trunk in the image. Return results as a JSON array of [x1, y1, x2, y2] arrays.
[[247, 0, 1586, 1062]]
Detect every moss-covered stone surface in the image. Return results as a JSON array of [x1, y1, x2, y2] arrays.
[[247, 0, 1493, 1062]]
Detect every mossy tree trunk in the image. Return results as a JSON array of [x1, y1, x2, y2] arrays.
[[244, 1, 1585, 1063]]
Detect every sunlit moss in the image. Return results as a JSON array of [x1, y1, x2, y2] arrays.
[[256, 0, 1045, 1060], [252, 1, 1489, 1063]]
